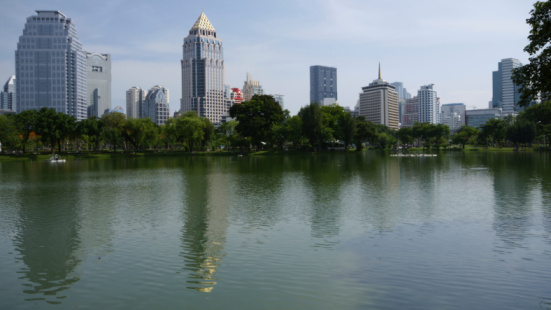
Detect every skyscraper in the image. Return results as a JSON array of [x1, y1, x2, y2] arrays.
[[0, 75, 16, 111], [417, 84, 440, 124], [401, 96, 418, 128], [310, 65, 337, 105], [181, 11, 226, 124], [15, 11, 87, 120], [242, 73, 264, 101], [390, 82, 411, 124], [491, 58, 522, 114], [144, 85, 169, 125], [85, 52, 111, 117], [359, 66, 399, 130], [126, 86, 146, 119]]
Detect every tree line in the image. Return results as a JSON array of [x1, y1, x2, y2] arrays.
[[2, 96, 548, 155]]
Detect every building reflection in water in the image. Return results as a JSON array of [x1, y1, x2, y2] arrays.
[[491, 153, 537, 250], [12, 164, 82, 304], [180, 159, 228, 292]]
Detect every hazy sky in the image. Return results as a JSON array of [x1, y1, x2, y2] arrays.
[[0, 0, 535, 115]]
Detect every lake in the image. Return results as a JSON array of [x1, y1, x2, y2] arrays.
[[1, 151, 550, 309]]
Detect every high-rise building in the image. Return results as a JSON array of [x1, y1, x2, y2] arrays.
[[85, 52, 111, 118], [441, 103, 466, 132], [242, 73, 264, 101], [359, 67, 399, 130], [144, 85, 169, 125], [126, 86, 146, 119], [181, 11, 226, 124], [310, 65, 337, 105], [417, 84, 440, 124], [491, 58, 523, 114], [15, 11, 87, 120], [401, 96, 418, 128], [0, 75, 16, 111], [390, 82, 411, 124], [272, 94, 284, 109]]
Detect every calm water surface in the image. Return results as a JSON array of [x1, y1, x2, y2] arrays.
[[1, 152, 550, 309]]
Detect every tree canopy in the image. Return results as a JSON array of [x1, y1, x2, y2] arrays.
[[512, 1, 551, 106]]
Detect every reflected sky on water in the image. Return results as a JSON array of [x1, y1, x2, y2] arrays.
[[0, 152, 550, 309]]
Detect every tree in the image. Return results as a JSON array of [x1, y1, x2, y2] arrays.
[[512, 1, 551, 106], [507, 118, 537, 149], [13, 109, 37, 153], [480, 118, 507, 147], [229, 95, 285, 149], [451, 125, 478, 149], [78, 116, 103, 151], [298, 103, 323, 150], [34, 108, 76, 154], [396, 127, 414, 148], [353, 117, 377, 151], [320, 104, 345, 142], [101, 112, 126, 151], [0, 115, 17, 153], [339, 112, 356, 150], [216, 120, 238, 151], [199, 117, 215, 151], [123, 118, 158, 152], [175, 111, 206, 152]]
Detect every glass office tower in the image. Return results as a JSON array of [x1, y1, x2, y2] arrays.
[[15, 11, 87, 120]]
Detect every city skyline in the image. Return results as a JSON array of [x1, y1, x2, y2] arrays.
[[0, 0, 533, 116]]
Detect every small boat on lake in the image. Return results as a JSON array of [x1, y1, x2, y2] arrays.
[[48, 154, 66, 163]]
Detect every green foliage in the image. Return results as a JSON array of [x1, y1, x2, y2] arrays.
[[339, 112, 356, 150], [480, 118, 507, 147], [451, 125, 478, 149], [396, 127, 414, 147], [298, 103, 323, 150], [175, 111, 206, 152], [34, 108, 76, 154], [320, 104, 345, 141], [506, 118, 537, 149], [123, 118, 158, 152], [229, 95, 285, 149], [0, 115, 17, 152], [411, 122, 450, 149], [14, 109, 38, 153], [77, 117, 103, 151], [101, 112, 126, 151], [512, 1, 551, 106], [353, 117, 377, 151]]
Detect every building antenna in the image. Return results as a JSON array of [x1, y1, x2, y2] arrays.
[[378, 63, 381, 80]]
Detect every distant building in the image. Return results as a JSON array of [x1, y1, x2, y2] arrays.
[[441, 103, 466, 132], [390, 82, 411, 124], [491, 58, 522, 114], [16, 11, 87, 120], [310, 65, 337, 105], [231, 88, 243, 105], [418, 84, 440, 124], [144, 85, 170, 125], [272, 94, 284, 108], [401, 96, 418, 128], [104, 106, 124, 115], [126, 87, 146, 119], [466, 108, 503, 128], [0, 75, 16, 111], [242, 73, 264, 101], [359, 66, 399, 130], [86, 52, 111, 118], [181, 11, 226, 124]]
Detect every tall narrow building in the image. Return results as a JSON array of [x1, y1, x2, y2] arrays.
[[0, 75, 16, 111], [85, 52, 111, 117], [181, 12, 225, 124], [126, 86, 146, 119], [359, 65, 399, 130], [144, 85, 169, 125], [310, 65, 337, 105], [15, 11, 87, 120], [491, 58, 522, 114], [242, 73, 264, 101], [417, 84, 439, 124]]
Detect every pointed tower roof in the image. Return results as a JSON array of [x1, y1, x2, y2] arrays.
[[191, 11, 216, 32]]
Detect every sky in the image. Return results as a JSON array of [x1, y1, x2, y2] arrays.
[[0, 0, 535, 116]]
